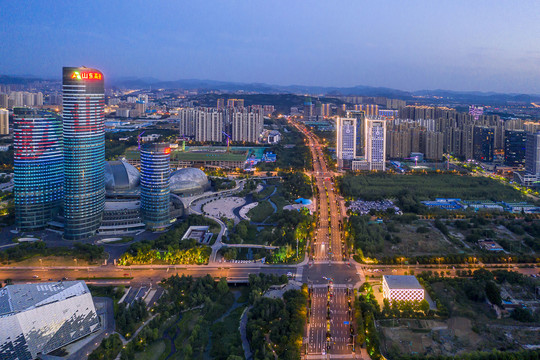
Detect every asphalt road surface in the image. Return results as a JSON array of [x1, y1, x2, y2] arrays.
[[293, 119, 356, 357], [0, 265, 294, 286]]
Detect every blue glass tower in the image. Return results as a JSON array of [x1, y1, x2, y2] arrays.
[[62, 67, 105, 240], [140, 143, 171, 231], [13, 108, 63, 231]]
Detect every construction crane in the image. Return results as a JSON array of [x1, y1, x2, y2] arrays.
[[137, 131, 145, 150], [222, 131, 231, 152]]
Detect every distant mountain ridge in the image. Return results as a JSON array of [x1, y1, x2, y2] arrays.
[[1, 74, 539, 103]]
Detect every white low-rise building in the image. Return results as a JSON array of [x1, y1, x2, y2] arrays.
[[382, 275, 425, 302]]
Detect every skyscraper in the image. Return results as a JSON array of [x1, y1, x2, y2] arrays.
[[346, 110, 366, 157], [62, 67, 105, 240], [336, 117, 357, 170], [13, 108, 63, 231], [472, 126, 494, 162], [504, 130, 527, 167], [365, 118, 387, 171], [0, 109, 8, 135], [140, 143, 171, 231], [525, 132, 540, 175]]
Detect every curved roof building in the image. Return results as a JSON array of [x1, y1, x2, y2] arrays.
[[170, 168, 211, 196], [104, 160, 140, 197]]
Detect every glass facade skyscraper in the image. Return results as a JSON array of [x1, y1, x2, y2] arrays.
[[62, 67, 105, 240], [140, 143, 171, 231], [13, 108, 63, 231], [504, 130, 527, 167]]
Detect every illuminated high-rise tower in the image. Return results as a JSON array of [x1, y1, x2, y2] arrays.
[[62, 67, 105, 240], [140, 143, 171, 231], [336, 117, 357, 170], [13, 108, 63, 231], [365, 118, 387, 171]]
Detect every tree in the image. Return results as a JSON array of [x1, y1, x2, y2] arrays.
[[420, 299, 430, 314], [511, 307, 535, 322], [485, 281, 502, 306]]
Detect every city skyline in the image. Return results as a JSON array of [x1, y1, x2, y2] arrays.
[[2, 1, 540, 93]]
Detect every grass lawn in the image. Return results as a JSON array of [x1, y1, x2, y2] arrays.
[[383, 222, 465, 258], [247, 201, 275, 222], [340, 173, 525, 202], [134, 341, 166, 360], [256, 185, 275, 199], [270, 194, 289, 211]]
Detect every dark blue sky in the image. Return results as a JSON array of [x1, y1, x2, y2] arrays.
[[2, 0, 540, 93]]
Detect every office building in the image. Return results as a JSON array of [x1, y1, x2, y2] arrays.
[[472, 126, 494, 162], [346, 110, 365, 157], [336, 117, 357, 170], [0, 109, 8, 135], [0, 281, 100, 360], [383, 275, 425, 302], [140, 143, 171, 231], [365, 118, 387, 171], [504, 130, 527, 167], [62, 66, 105, 240], [525, 132, 540, 175], [13, 108, 63, 231]]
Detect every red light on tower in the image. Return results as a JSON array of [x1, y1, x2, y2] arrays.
[[164, 147, 171, 155]]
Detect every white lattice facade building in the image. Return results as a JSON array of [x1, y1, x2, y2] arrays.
[[0, 281, 100, 360], [383, 275, 425, 302]]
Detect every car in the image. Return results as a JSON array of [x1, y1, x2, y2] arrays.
[[62, 277, 68, 280], [32, 275, 39, 278], [287, 272, 294, 277]]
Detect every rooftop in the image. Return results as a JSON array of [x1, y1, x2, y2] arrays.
[[383, 275, 423, 290], [0, 281, 90, 316], [124, 146, 267, 163]]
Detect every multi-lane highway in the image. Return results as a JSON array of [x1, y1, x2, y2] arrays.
[[292, 119, 359, 358], [0, 264, 294, 286]]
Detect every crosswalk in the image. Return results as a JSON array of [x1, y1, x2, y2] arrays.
[[296, 266, 304, 282]]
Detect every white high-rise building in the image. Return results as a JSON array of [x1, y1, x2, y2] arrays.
[[195, 109, 223, 142], [23, 92, 34, 107], [365, 118, 387, 171], [0, 281, 100, 360], [178, 108, 197, 138], [336, 117, 357, 170], [9, 92, 23, 107], [34, 92, 43, 106], [231, 110, 263, 143]]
